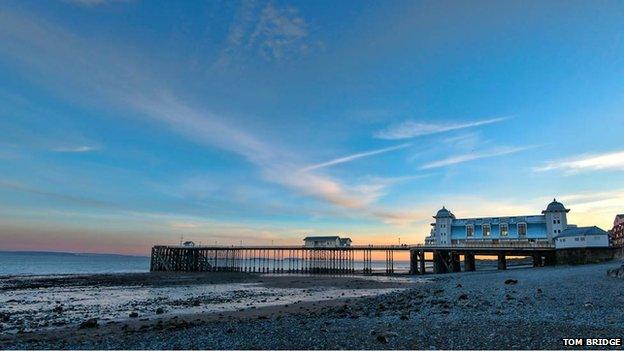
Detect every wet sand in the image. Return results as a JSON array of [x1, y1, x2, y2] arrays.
[[2, 262, 624, 349]]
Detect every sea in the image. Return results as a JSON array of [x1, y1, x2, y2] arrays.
[[0, 251, 418, 276], [0, 251, 150, 276]]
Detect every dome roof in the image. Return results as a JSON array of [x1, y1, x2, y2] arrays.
[[435, 206, 455, 218], [543, 198, 569, 213]]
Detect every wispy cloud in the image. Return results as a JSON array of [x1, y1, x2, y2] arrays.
[[375, 117, 508, 140], [419, 145, 535, 170], [213, 2, 317, 68], [534, 150, 624, 174], [301, 143, 411, 172], [168, 221, 202, 229], [52, 145, 100, 153], [250, 3, 310, 60]]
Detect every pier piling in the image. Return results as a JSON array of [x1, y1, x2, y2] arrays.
[[497, 254, 507, 270]]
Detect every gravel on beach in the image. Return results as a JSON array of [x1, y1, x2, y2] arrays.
[[2, 262, 624, 350]]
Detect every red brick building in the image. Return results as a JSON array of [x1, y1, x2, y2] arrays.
[[609, 214, 624, 248]]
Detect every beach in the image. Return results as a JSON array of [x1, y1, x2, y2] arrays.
[[2, 261, 624, 349]]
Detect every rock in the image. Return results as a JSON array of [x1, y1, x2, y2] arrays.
[[53, 305, 63, 313], [607, 265, 624, 278], [376, 335, 389, 343], [536, 288, 543, 293], [129, 312, 139, 318], [504, 279, 518, 285], [79, 318, 98, 329], [400, 314, 409, 320], [456, 283, 463, 288], [458, 294, 469, 300], [155, 307, 165, 315], [0, 313, 10, 322]]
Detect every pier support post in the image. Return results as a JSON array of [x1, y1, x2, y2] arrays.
[[497, 253, 507, 270], [533, 254, 543, 267], [419, 250, 425, 274], [433, 250, 449, 274], [409, 249, 419, 275], [464, 253, 476, 271], [451, 253, 461, 272], [544, 253, 557, 266]]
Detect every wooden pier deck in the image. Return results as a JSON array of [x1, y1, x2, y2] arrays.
[[150, 242, 557, 275]]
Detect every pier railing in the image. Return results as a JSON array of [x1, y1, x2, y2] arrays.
[[159, 241, 553, 250]]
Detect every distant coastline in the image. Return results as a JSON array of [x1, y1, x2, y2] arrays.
[[0, 250, 149, 258]]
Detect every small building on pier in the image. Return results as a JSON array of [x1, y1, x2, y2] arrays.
[[554, 226, 609, 249], [303, 236, 352, 248]]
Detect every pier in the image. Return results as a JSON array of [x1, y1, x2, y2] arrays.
[[150, 242, 557, 275]]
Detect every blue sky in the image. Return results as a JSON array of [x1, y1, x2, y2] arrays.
[[1, 0, 623, 254]]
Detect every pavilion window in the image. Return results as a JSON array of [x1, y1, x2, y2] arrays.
[[483, 224, 491, 237], [500, 223, 508, 237], [466, 225, 474, 237], [518, 223, 527, 237]]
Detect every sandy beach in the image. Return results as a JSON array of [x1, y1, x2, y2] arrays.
[[2, 261, 624, 349]]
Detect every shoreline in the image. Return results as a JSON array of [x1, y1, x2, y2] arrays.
[[2, 262, 624, 349]]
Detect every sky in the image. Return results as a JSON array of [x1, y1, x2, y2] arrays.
[[1, 0, 623, 255]]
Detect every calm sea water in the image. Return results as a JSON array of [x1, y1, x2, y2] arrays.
[[0, 251, 416, 276], [0, 251, 150, 276]]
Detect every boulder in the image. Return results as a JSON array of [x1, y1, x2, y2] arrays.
[[79, 318, 98, 329], [607, 265, 624, 278]]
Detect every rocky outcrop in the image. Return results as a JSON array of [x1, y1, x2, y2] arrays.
[[607, 264, 624, 278]]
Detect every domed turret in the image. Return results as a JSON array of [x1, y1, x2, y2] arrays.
[[431, 206, 454, 247], [542, 198, 570, 243], [434, 206, 455, 219], [542, 198, 569, 213]]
